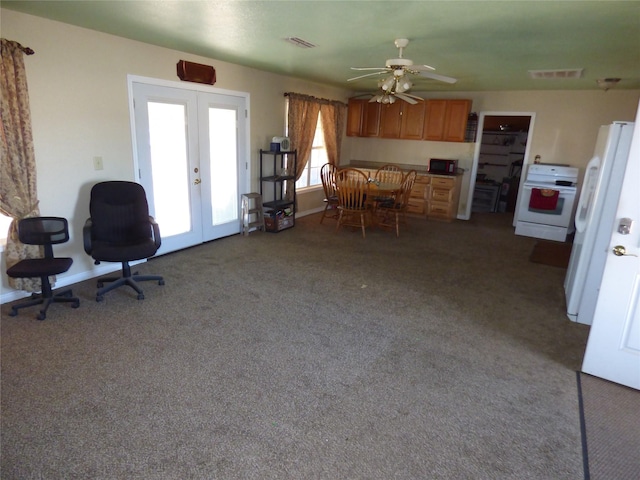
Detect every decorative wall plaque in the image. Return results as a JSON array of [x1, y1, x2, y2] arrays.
[[177, 60, 216, 85]]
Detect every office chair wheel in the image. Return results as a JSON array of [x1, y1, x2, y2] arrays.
[[137, 294, 145, 300], [37, 312, 46, 321], [97, 281, 104, 288], [96, 295, 104, 302], [159, 280, 165, 286], [9, 309, 18, 317], [72, 300, 80, 308]]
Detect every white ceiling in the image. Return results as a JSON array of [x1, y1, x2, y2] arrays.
[[3, 0, 640, 93]]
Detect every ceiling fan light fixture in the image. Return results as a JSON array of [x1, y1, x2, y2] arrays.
[[596, 77, 621, 91], [395, 79, 412, 93], [381, 76, 396, 91]]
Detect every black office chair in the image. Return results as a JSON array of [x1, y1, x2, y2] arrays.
[[83, 181, 164, 302], [6, 217, 79, 320]]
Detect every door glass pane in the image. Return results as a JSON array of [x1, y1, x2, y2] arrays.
[[209, 107, 238, 225], [148, 101, 191, 236]]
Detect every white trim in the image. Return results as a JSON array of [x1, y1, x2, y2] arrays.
[[460, 111, 536, 222], [126, 75, 251, 195]]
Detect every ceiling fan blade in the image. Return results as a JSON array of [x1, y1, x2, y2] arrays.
[[348, 71, 388, 82], [418, 71, 458, 84], [410, 64, 436, 71], [350, 67, 388, 71], [394, 93, 419, 105]]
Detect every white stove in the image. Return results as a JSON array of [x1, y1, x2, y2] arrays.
[[515, 164, 579, 242]]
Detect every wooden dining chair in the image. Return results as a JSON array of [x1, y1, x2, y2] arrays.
[[335, 168, 371, 238], [319, 163, 339, 224], [377, 170, 417, 237], [372, 164, 404, 204], [374, 164, 404, 185]]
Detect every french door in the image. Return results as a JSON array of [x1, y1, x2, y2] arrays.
[[130, 79, 248, 255]]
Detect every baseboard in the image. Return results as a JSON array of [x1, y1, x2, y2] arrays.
[[1, 260, 145, 305], [297, 207, 324, 217]]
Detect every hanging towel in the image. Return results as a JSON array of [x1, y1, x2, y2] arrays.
[[529, 188, 559, 210]]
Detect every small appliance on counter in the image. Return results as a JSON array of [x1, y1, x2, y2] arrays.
[[428, 158, 458, 175]]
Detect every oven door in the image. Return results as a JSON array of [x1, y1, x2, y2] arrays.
[[517, 183, 577, 227]]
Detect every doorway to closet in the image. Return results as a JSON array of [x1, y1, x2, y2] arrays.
[[463, 112, 535, 223], [129, 77, 249, 256]]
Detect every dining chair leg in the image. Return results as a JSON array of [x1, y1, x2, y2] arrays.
[[320, 204, 329, 224], [360, 212, 367, 238]]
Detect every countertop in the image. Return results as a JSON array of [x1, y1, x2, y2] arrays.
[[347, 160, 462, 177]]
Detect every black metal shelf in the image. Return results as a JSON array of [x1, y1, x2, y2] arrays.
[[259, 149, 297, 232]]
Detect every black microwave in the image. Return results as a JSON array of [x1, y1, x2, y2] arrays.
[[428, 158, 458, 175]]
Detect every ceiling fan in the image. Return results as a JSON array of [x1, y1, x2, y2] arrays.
[[348, 39, 457, 104]]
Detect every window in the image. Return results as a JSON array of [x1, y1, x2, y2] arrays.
[[0, 213, 13, 246], [295, 116, 328, 189]]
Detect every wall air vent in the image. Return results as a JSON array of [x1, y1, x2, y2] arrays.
[[528, 69, 584, 79], [285, 37, 317, 48]]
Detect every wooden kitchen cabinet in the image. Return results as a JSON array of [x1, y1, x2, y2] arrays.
[[423, 99, 472, 142], [346, 98, 380, 137], [347, 97, 469, 142], [379, 102, 403, 138], [346, 98, 366, 136], [406, 174, 430, 215], [400, 102, 426, 140], [425, 174, 462, 221], [362, 102, 381, 137], [379, 101, 426, 139]]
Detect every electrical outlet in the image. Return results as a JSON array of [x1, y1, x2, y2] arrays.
[[93, 156, 104, 170]]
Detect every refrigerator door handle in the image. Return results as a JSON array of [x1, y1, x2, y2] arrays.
[[575, 155, 600, 233]]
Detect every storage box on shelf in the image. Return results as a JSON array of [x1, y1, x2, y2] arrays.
[[259, 149, 297, 233], [264, 208, 294, 232]]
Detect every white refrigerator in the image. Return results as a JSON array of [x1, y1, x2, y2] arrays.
[[564, 121, 635, 325]]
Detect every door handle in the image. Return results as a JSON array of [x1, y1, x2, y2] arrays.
[[612, 245, 638, 257], [194, 178, 201, 185]]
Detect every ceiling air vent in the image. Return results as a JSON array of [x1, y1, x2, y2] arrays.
[[528, 69, 584, 79], [285, 37, 317, 48]]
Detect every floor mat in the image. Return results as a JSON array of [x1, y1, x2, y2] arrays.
[[577, 372, 640, 480], [529, 239, 572, 268]]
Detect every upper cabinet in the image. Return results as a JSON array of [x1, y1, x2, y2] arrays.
[[423, 99, 472, 142], [347, 97, 471, 142], [346, 98, 381, 137], [379, 101, 426, 139], [346, 98, 366, 136]]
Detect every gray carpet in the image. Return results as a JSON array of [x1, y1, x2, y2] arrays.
[[1, 213, 592, 479]]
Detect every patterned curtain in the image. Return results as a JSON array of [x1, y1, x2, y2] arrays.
[[320, 101, 346, 167], [286, 93, 321, 183], [1, 39, 41, 291]]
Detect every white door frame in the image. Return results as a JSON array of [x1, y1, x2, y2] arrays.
[[127, 74, 251, 208], [462, 111, 536, 221]]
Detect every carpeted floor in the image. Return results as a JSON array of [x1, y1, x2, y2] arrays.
[[2, 212, 594, 479], [577, 372, 640, 480]]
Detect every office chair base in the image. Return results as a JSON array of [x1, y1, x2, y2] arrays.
[[9, 288, 80, 321], [95, 272, 164, 302]]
